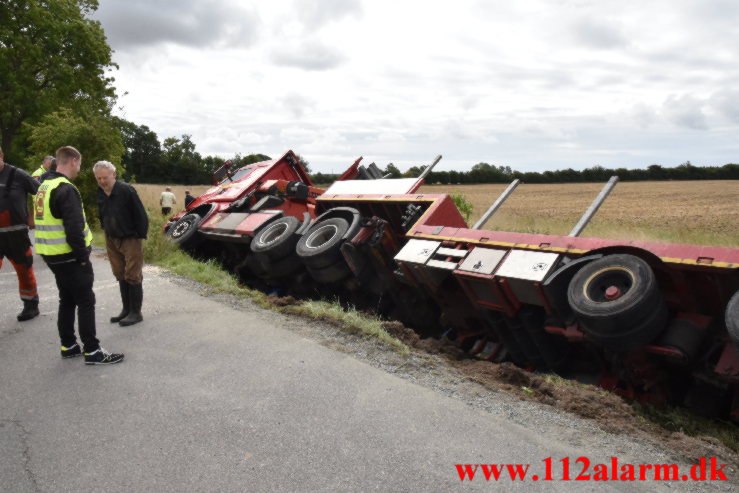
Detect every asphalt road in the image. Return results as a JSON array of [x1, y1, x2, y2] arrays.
[[0, 248, 733, 492]]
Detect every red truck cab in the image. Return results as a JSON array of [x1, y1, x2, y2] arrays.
[[164, 150, 321, 249]]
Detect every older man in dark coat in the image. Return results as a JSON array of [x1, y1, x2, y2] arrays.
[[93, 160, 149, 326]]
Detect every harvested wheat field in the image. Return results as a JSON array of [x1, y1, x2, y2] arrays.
[[133, 181, 738, 247], [422, 180, 739, 247], [134, 184, 213, 211]]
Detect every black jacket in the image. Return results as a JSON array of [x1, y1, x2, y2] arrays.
[[0, 163, 38, 226], [96, 180, 149, 239], [41, 171, 91, 264]]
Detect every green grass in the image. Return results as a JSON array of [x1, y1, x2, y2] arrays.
[[634, 404, 739, 454], [451, 193, 473, 225], [291, 300, 409, 353], [542, 374, 739, 453]]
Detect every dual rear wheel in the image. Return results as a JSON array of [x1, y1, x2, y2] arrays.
[[567, 254, 668, 350]]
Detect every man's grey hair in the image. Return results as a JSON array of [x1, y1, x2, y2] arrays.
[[43, 155, 54, 163], [92, 160, 117, 174]]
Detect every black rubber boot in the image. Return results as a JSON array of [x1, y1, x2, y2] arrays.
[[119, 283, 143, 327], [110, 281, 130, 323], [17, 299, 40, 321]]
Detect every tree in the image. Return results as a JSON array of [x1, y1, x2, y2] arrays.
[[383, 163, 401, 178], [161, 135, 205, 184], [0, 0, 116, 162], [116, 118, 162, 183], [295, 154, 311, 173], [26, 109, 124, 222], [403, 165, 426, 178]]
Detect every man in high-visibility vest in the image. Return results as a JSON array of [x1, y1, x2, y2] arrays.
[[0, 145, 40, 321], [35, 145, 124, 365], [31, 155, 55, 180]]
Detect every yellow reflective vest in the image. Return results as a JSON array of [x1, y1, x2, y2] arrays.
[[31, 166, 45, 179], [34, 176, 93, 256]]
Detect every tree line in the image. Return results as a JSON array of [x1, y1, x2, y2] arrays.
[[116, 119, 273, 185], [310, 161, 739, 185]]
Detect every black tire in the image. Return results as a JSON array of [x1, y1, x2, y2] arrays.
[[727, 290, 739, 348], [306, 260, 352, 284], [167, 213, 203, 250], [296, 217, 350, 269], [264, 254, 303, 279], [250, 216, 301, 260], [567, 254, 668, 350], [245, 252, 303, 280]]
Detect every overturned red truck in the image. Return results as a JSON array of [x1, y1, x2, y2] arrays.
[[164, 150, 739, 420]]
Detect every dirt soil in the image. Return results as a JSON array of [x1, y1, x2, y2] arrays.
[[378, 318, 737, 466]]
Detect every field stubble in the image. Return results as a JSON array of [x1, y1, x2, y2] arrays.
[[422, 180, 739, 247], [133, 181, 738, 247]]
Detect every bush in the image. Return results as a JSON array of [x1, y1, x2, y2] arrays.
[[451, 193, 473, 225]]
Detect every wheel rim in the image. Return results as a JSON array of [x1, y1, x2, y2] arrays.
[[305, 224, 338, 250], [260, 222, 289, 246], [171, 218, 193, 238], [583, 266, 634, 303]]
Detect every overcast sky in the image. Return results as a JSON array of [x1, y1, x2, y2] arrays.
[[93, 0, 739, 173]]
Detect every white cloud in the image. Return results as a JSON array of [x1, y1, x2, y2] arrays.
[[281, 93, 316, 118], [95, 0, 260, 51], [628, 103, 657, 129], [662, 95, 708, 130], [294, 0, 363, 28], [96, 0, 739, 172], [270, 41, 347, 71], [710, 89, 739, 123], [570, 17, 629, 50]]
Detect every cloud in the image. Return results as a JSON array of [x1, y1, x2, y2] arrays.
[[239, 132, 272, 146], [270, 41, 346, 70], [282, 93, 316, 118], [294, 0, 363, 27], [710, 89, 739, 123], [662, 94, 708, 129], [570, 17, 629, 49], [629, 103, 657, 128], [279, 127, 349, 152], [94, 0, 260, 51], [442, 120, 499, 143]]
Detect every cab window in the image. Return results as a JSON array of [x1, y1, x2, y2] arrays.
[[220, 166, 254, 184]]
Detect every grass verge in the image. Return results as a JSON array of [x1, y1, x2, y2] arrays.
[[544, 374, 738, 453], [634, 404, 739, 454]]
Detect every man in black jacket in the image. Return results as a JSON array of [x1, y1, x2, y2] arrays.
[[0, 146, 40, 321], [93, 160, 148, 326], [35, 146, 123, 364]]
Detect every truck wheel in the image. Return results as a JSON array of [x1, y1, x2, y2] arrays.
[[244, 253, 272, 279], [567, 254, 668, 350], [296, 217, 350, 269], [268, 254, 303, 279], [251, 216, 300, 260], [167, 213, 203, 250], [727, 290, 739, 348], [306, 260, 352, 284]]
